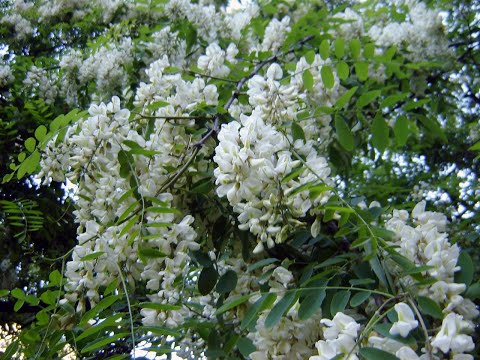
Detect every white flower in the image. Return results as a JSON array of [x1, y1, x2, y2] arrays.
[[431, 313, 474, 354], [390, 303, 418, 337], [321, 312, 360, 340]]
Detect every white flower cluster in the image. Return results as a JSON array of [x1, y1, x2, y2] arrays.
[[214, 62, 334, 251], [383, 201, 478, 358], [79, 38, 134, 101], [164, 0, 222, 43], [367, 0, 451, 62], [197, 43, 237, 78], [214, 107, 331, 252], [23, 66, 59, 104], [144, 26, 187, 68], [260, 16, 291, 52], [1, 13, 33, 40], [310, 312, 360, 360], [0, 65, 14, 87]]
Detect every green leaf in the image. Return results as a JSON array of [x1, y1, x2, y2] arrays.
[[139, 248, 167, 258], [305, 50, 315, 65], [80, 295, 120, 325], [335, 116, 354, 151], [336, 86, 358, 109], [241, 293, 277, 330], [11, 288, 26, 300], [356, 90, 381, 108], [298, 289, 326, 320], [416, 115, 447, 142], [146, 100, 169, 112], [265, 290, 297, 328], [371, 115, 389, 153], [80, 251, 105, 261], [76, 313, 125, 342], [370, 255, 388, 288], [321, 65, 335, 89], [140, 302, 182, 311], [363, 43, 375, 59], [417, 296, 443, 320], [454, 251, 474, 287], [215, 294, 251, 315], [247, 258, 279, 272], [350, 291, 371, 307], [198, 266, 218, 295], [17, 150, 41, 179], [14, 300, 24, 312], [0, 290, 10, 297], [291, 122, 306, 142], [81, 332, 130, 353], [336, 61, 349, 80], [48, 270, 62, 287], [34, 125, 48, 142], [281, 166, 305, 183], [25, 137, 36, 153], [237, 337, 256, 358], [319, 39, 330, 60], [394, 115, 410, 146], [330, 290, 350, 316], [302, 69, 314, 92], [350, 39, 361, 60], [355, 61, 369, 81], [381, 93, 409, 109], [334, 38, 345, 58], [216, 270, 238, 294], [466, 282, 480, 300], [359, 347, 400, 360]]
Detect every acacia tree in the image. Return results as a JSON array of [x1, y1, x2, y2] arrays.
[[0, 0, 479, 359]]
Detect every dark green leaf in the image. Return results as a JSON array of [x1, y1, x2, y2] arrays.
[[335, 116, 354, 151], [330, 290, 350, 316], [454, 251, 474, 287], [215, 294, 251, 315], [394, 115, 410, 146], [11, 288, 26, 300], [198, 266, 218, 295], [350, 291, 371, 307], [291, 122, 306, 142], [360, 347, 400, 360], [247, 258, 279, 272], [216, 270, 238, 294], [241, 293, 277, 330], [139, 248, 167, 258], [417, 296, 443, 320], [466, 282, 480, 300], [265, 291, 297, 328], [371, 115, 389, 153], [237, 337, 256, 358], [140, 302, 182, 311], [298, 289, 326, 320]]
